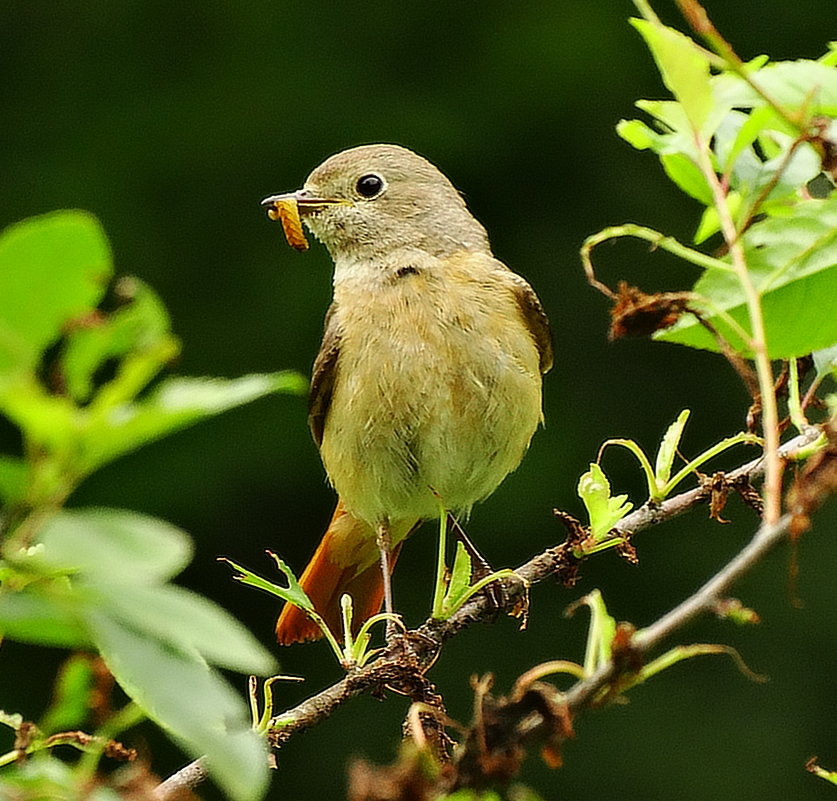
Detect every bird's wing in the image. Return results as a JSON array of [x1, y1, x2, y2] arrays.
[[308, 303, 341, 447], [509, 273, 554, 374]]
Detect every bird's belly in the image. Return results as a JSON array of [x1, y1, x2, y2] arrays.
[[319, 296, 542, 525]]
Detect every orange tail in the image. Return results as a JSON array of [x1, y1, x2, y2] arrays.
[[275, 500, 417, 645]]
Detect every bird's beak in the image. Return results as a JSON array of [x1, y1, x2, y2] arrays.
[[260, 190, 349, 215]]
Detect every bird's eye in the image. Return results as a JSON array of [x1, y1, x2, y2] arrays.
[[356, 173, 385, 198]]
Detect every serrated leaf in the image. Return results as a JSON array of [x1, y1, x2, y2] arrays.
[[631, 18, 713, 130], [35, 508, 192, 583], [88, 610, 269, 801], [224, 552, 314, 612], [0, 211, 112, 383], [657, 196, 837, 357], [90, 582, 276, 675], [578, 463, 633, 542]]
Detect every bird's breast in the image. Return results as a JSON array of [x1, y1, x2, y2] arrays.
[[320, 254, 543, 524]]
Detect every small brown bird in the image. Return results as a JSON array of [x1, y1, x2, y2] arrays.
[[265, 144, 552, 644]]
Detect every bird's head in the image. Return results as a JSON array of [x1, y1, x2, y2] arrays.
[[262, 144, 489, 263]]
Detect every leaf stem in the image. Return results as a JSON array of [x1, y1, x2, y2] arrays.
[[598, 438, 659, 499], [663, 431, 761, 497], [432, 505, 448, 619], [674, 0, 803, 131], [582, 224, 734, 299], [692, 134, 782, 523]]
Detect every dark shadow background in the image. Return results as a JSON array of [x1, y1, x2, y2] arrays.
[[1, 2, 836, 799]]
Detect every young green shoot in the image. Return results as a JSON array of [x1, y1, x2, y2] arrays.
[[431, 502, 449, 619], [222, 552, 344, 664], [435, 540, 520, 620], [576, 463, 632, 553], [598, 409, 760, 504], [249, 675, 304, 735], [340, 593, 401, 668]]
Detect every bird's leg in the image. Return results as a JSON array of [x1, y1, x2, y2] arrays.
[[447, 514, 504, 612], [375, 519, 396, 638]]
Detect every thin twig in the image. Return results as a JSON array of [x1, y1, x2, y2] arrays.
[[565, 513, 793, 712], [691, 135, 782, 524], [152, 757, 207, 800], [673, 0, 803, 131], [152, 427, 821, 800]]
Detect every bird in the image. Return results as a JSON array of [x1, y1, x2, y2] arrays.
[[264, 144, 552, 644]]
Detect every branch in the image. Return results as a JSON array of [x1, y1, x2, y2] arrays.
[[153, 426, 821, 799], [152, 757, 207, 800], [564, 512, 793, 713]]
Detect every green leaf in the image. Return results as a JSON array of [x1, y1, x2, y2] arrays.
[[39, 655, 95, 733], [813, 344, 837, 377], [633, 99, 703, 159], [654, 410, 690, 488], [0, 456, 28, 505], [441, 542, 473, 616], [90, 582, 276, 675], [0, 377, 77, 456], [35, 508, 192, 583], [578, 463, 633, 542], [0, 211, 112, 383], [716, 106, 778, 177], [224, 552, 314, 612], [631, 18, 713, 130], [720, 95, 827, 207], [694, 205, 721, 244], [578, 589, 617, 674], [61, 277, 174, 403], [657, 196, 837, 357], [0, 759, 122, 801], [88, 611, 269, 801], [694, 192, 742, 244], [713, 60, 837, 116], [0, 589, 91, 648], [76, 371, 306, 475], [660, 153, 712, 205], [616, 118, 665, 151]]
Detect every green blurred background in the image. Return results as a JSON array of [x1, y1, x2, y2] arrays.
[[2, 1, 836, 799]]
